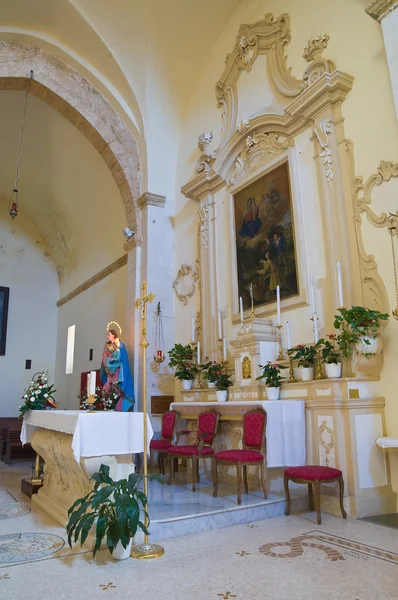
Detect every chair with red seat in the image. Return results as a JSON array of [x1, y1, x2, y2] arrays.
[[149, 410, 177, 474], [213, 407, 267, 505], [168, 409, 219, 492], [284, 465, 347, 524]]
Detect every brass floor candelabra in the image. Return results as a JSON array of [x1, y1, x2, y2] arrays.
[[130, 281, 165, 560]]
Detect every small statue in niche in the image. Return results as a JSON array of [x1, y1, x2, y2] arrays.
[[242, 356, 252, 380]]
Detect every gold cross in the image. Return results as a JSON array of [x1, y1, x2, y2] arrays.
[[135, 281, 155, 348]]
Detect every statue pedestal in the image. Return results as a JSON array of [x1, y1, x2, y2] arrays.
[[230, 318, 277, 386]]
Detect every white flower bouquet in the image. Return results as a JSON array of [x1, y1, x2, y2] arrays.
[[19, 371, 57, 418]]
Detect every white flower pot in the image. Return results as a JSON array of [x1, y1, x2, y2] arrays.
[[325, 362, 342, 378], [266, 386, 280, 400], [181, 379, 193, 390], [216, 390, 228, 402], [293, 367, 302, 381], [207, 382, 216, 389], [356, 336, 379, 356], [299, 367, 314, 381], [113, 539, 133, 560]]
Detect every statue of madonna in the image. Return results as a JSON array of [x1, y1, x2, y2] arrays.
[[100, 329, 135, 411]]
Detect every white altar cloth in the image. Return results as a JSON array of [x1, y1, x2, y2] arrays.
[[21, 410, 153, 463], [171, 400, 306, 468]]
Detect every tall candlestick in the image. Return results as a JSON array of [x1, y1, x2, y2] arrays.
[[313, 312, 319, 343], [285, 320, 291, 349], [276, 285, 281, 325], [223, 337, 227, 361], [337, 261, 344, 308], [309, 277, 315, 313], [197, 341, 200, 364], [191, 310, 195, 342], [217, 309, 222, 339], [239, 297, 244, 323]]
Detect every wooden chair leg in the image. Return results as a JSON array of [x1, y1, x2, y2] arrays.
[[157, 452, 161, 474], [237, 463, 243, 505], [243, 465, 248, 494], [308, 483, 314, 511], [196, 458, 200, 483], [192, 456, 197, 492], [167, 454, 173, 485], [174, 457, 178, 473], [338, 477, 347, 519], [260, 462, 267, 499], [315, 480, 321, 525], [213, 459, 219, 498], [284, 475, 291, 516], [160, 453, 165, 475]]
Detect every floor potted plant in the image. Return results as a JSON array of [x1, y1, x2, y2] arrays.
[[334, 305, 389, 358], [256, 362, 287, 400], [319, 335, 342, 378], [214, 372, 233, 402], [290, 344, 317, 381], [168, 343, 197, 390], [66, 464, 161, 560]]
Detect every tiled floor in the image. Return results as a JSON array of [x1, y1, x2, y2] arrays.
[[1, 460, 398, 599]]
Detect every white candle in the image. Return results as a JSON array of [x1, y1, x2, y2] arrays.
[[197, 341, 201, 364], [86, 373, 91, 397], [337, 261, 344, 308], [217, 309, 222, 339], [223, 337, 227, 361], [285, 320, 291, 349], [276, 285, 281, 325], [313, 312, 319, 343], [191, 310, 196, 342], [239, 297, 244, 323], [309, 277, 315, 313], [90, 370, 96, 395]]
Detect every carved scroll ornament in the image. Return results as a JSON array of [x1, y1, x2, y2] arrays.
[[314, 120, 334, 188], [173, 260, 200, 305]]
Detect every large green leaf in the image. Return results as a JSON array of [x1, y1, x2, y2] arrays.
[[80, 513, 96, 546], [91, 486, 115, 508]]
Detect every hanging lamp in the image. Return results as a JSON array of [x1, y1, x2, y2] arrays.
[[8, 70, 34, 220], [153, 302, 165, 363]]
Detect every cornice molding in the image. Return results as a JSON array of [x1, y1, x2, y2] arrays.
[[181, 169, 226, 201], [366, 0, 398, 21], [137, 192, 166, 209]]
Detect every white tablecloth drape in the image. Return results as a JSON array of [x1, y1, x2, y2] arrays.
[[21, 410, 153, 463], [171, 400, 306, 468]]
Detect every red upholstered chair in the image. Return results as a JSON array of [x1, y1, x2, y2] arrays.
[[168, 409, 219, 492], [149, 410, 177, 474], [213, 407, 267, 505], [284, 465, 347, 525]]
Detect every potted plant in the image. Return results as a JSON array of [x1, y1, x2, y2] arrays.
[[290, 344, 317, 381], [334, 305, 389, 358], [66, 464, 162, 560], [168, 343, 197, 390], [202, 359, 222, 389], [318, 335, 342, 378], [256, 362, 288, 400], [19, 371, 57, 418], [214, 372, 233, 402]]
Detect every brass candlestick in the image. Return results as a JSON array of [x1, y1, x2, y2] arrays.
[[288, 358, 296, 383], [249, 282, 255, 319], [315, 349, 324, 380], [130, 281, 164, 560], [275, 324, 284, 361]]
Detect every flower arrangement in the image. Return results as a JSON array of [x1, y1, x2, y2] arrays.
[[168, 343, 198, 381], [318, 334, 342, 365], [79, 382, 120, 411], [288, 344, 317, 368], [19, 371, 57, 418], [256, 362, 287, 387], [201, 359, 223, 384]]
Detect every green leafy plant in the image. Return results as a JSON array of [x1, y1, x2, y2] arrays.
[[334, 306, 389, 338], [66, 464, 162, 557], [168, 343, 198, 381], [318, 335, 342, 365], [256, 362, 288, 387], [215, 372, 233, 391], [202, 360, 223, 383], [289, 344, 317, 368], [19, 371, 57, 418]]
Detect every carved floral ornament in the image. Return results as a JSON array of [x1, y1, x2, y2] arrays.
[[313, 120, 334, 188], [318, 420, 335, 467], [173, 260, 200, 305], [198, 201, 210, 249]]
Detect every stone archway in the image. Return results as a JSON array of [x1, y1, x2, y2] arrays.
[[0, 41, 141, 237]]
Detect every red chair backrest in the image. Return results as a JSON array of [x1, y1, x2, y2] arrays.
[[161, 410, 177, 440], [243, 408, 267, 450], [197, 410, 219, 444]]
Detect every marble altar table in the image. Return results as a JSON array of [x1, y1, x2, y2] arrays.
[[21, 410, 153, 526], [171, 400, 306, 468]]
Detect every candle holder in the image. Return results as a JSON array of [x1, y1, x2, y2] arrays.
[[288, 358, 296, 383], [315, 349, 324, 380], [249, 282, 256, 320], [275, 324, 284, 361], [220, 359, 228, 373]]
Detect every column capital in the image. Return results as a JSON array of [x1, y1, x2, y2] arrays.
[[366, 0, 398, 22], [137, 192, 166, 210]]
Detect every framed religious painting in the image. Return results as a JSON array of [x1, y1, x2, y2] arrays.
[[0, 287, 10, 356], [233, 160, 300, 314]]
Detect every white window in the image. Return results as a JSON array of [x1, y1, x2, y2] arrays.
[[65, 325, 75, 374]]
